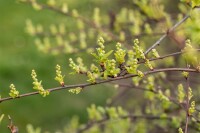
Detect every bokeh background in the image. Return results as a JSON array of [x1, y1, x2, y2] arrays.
[[0, 0, 115, 132]]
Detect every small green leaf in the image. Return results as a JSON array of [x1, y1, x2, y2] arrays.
[[102, 50, 113, 60], [192, 0, 200, 8]]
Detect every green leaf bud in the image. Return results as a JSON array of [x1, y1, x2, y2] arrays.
[[72, 9, 79, 18], [178, 128, 183, 133], [137, 70, 144, 78], [189, 101, 196, 115], [152, 49, 160, 58], [31, 70, 49, 97], [93, 7, 101, 27], [114, 43, 126, 64], [62, 3, 68, 13], [9, 84, 19, 98], [87, 71, 96, 83], [55, 64, 65, 86], [177, 84, 185, 103], [47, 0, 56, 6], [68, 87, 82, 94]]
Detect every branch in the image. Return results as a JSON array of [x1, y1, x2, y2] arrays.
[[0, 68, 198, 104], [144, 14, 190, 55], [141, 49, 200, 64]]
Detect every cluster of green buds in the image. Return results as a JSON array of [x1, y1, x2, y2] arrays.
[[87, 104, 128, 121], [25, 19, 37, 36], [47, 0, 56, 7], [90, 64, 100, 74], [145, 59, 154, 70], [91, 37, 113, 66], [72, 9, 79, 18], [182, 39, 200, 71], [126, 59, 138, 74], [152, 49, 160, 58], [29, 0, 42, 11], [145, 76, 155, 90], [31, 70, 49, 97], [55, 64, 65, 86], [137, 70, 144, 78], [157, 90, 169, 101], [9, 84, 19, 98], [178, 128, 183, 133], [87, 104, 103, 120], [132, 39, 154, 70], [182, 71, 189, 79], [104, 59, 120, 78], [114, 43, 126, 64], [133, 39, 145, 59], [189, 101, 196, 115], [177, 84, 185, 103], [69, 58, 87, 74], [86, 64, 100, 83], [68, 87, 82, 94], [93, 7, 101, 27], [189, 87, 193, 100], [61, 3, 68, 13], [126, 50, 139, 74], [190, 0, 200, 8], [87, 71, 96, 83]]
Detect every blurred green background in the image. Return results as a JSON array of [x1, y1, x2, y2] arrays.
[[0, 0, 114, 132]]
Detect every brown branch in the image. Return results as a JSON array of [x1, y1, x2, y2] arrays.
[[8, 115, 18, 133], [144, 14, 190, 55], [139, 49, 200, 64], [0, 68, 198, 104]]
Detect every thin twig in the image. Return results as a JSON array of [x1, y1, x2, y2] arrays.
[[144, 14, 190, 55], [0, 68, 198, 104]]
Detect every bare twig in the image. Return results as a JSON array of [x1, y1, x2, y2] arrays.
[[8, 116, 18, 133], [144, 14, 190, 55], [140, 49, 200, 64]]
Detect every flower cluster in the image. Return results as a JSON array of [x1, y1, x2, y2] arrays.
[[9, 84, 19, 98], [31, 70, 49, 97], [55, 64, 65, 86], [69, 58, 87, 74], [114, 43, 126, 64], [68, 87, 82, 94], [177, 84, 185, 103], [104, 59, 120, 78], [133, 39, 145, 60], [87, 71, 96, 83], [182, 39, 200, 71], [152, 49, 160, 58], [189, 101, 196, 115], [126, 59, 138, 74], [137, 70, 144, 78], [91, 37, 113, 65]]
